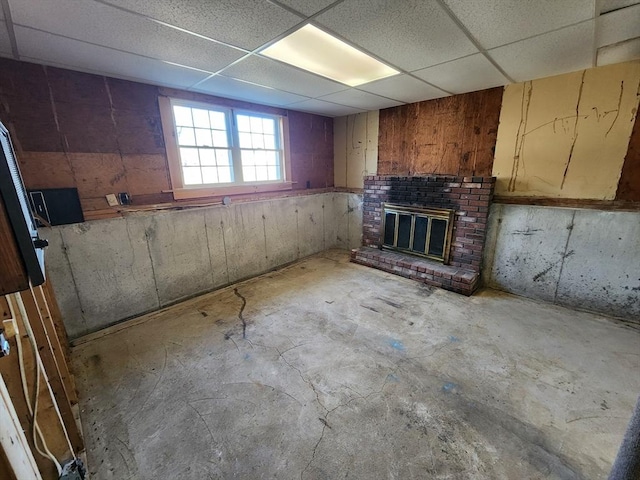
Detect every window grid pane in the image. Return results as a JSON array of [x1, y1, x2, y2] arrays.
[[174, 105, 283, 186], [235, 113, 280, 183], [175, 104, 233, 185]]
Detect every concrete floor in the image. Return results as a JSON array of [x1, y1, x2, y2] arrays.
[[72, 250, 640, 480]]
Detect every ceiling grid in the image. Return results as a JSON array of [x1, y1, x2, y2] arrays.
[[0, 0, 638, 116]]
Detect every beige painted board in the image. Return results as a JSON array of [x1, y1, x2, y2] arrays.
[[334, 111, 379, 189], [0, 375, 43, 480], [493, 61, 640, 199]]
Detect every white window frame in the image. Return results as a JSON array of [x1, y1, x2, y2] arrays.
[[159, 96, 292, 200]]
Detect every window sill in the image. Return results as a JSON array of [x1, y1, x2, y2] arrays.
[[171, 181, 294, 200]]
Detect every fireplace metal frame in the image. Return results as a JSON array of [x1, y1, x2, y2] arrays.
[[380, 203, 455, 264]]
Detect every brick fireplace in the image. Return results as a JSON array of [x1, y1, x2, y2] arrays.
[[351, 175, 495, 295]]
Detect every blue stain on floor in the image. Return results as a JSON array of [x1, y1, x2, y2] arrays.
[[243, 353, 251, 360], [386, 373, 400, 383], [442, 382, 459, 394], [387, 338, 406, 351], [449, 335, 461, 342]]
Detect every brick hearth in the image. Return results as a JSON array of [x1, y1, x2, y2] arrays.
[[352, 175, 495, 295]]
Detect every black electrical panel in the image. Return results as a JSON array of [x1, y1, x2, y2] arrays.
[[29, 188, 84, 226]]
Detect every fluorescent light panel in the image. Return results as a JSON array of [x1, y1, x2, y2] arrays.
[[261, 24, 399, 87]]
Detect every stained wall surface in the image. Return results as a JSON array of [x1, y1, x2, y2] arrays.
[[492, 61, 640, 199], [334, 111, 379, 189], [483, 204, 640, 321], [0, 58, 334, 216], [377, 88, 503, 177], [616, 101, 640, 201], [43, 192, 362, 338]]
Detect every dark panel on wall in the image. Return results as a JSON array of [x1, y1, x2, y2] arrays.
[[0, 61, 63, 153], [288, 110, 334, 190], [616, 112, 640, 201], [378, 88, 503, 177], [0, 58, 334, 218]]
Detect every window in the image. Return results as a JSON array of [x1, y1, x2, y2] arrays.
[[159, 97, 291, 200]]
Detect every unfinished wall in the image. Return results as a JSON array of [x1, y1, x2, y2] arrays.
[[334, 111, 379, 189], [616, 102, 640, 201], [483, 204, 640, 321], [493, 61, 640, 199], [42, 192, 362, 338], [0, 58, 333, 217], [377, 88, 503, 177]]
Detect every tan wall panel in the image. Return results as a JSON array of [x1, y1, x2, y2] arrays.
[[17, 152, 76, 190], [493, 61, 640, 199], [334, 111, 379, 189], [121, 154, 171, 196]]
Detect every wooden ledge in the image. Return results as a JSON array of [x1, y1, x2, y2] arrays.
[[493, 196, 640, 212]]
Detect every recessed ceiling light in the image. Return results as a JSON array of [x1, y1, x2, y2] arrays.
[[261, 24, 399, 87]]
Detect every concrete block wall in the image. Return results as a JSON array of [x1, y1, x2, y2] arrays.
[[43, 192, 363, 339], [483, 204, 640, 321]]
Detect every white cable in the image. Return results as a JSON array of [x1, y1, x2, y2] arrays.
[[14, 292, 67, 475], [7, 294, 63, 476], [29, 284, 76, 459]]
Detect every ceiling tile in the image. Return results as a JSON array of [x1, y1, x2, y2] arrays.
[[276, 0, 335, 16], [15, 26, 210, 88], [413, 53, 509, 94], [443, 0, 595, 49], [599, 0, 640, 14], [192, 75, 309, 107], [98, 0, 302, 50], [597, 37, 640, 65], [315, 0, 477, 71], [286, 99, 365, 117], [596, 4, 640, 47], [318, 89, 402, 110], [0, 21, 11, 56], [11, 0, 245, 73], [488, 21, 595, 82], [222, 54, 347, 98], [357, 74, 449, 103]]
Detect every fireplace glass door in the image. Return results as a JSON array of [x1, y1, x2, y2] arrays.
[[381, 204, 454, 263]]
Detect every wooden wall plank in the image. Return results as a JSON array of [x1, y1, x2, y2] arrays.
[[0, 311, 61, 478], [378, 87, 503, 177], [0, 195, 29, 295], [41, 281, 70, 359], [0, 446, 20, 480], [0, 294, 77, 479], [0, 375, 42, 480], [1, 297, 10, 320], [616, 110, 640, 201], [32, 285, 77, 405], [19, 290, 83, 453]]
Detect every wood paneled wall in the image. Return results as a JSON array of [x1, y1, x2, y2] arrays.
[[616, 108, 640, 201], [377, 88, 503, 177], [0, 283, 81, 480], [0, 196, 28, 295], [0, 58, 333, 219]]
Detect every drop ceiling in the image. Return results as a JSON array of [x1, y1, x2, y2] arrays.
[[1, 0, 639, 117]]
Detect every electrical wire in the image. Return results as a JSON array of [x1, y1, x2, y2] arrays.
[[29, 283, 76, 458], [7, 294, 63, 476], [15, 291, 68, 474]]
